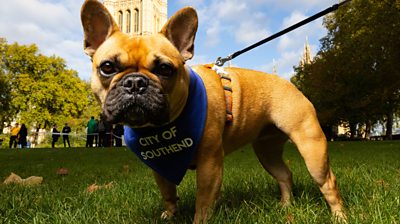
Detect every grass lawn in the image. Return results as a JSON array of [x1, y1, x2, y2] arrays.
[[1, 141, 399, 223]]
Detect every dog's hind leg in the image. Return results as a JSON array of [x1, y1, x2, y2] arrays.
[[252, 127, 293, 205], [286, 115, 346, 221]]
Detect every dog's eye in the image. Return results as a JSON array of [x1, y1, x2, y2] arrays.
[[99, 61, 118, 77], [154, 63, 175, 78]]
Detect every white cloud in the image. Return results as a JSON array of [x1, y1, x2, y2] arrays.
[[212, 0, 247, 21], [187, 54, 213, 66], [242, 0, 338, 12], [205, 21, 221, 46], [235, 21, 269, 44], [177, 0, 205, 8], [192, 0, 272, 48], [266, 9, 326, 79], [274, 0, 338, 11], [0, 0, 91, 80], [258, 42, 318, 80], [3, 0, 75, 32], [281, 11, 307, 28], [257, 50, 301, 79], [277, 11, 309, 52]]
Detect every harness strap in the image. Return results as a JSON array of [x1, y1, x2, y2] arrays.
[[205, 64, 233, 124]]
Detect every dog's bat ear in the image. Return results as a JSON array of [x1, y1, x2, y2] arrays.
[[81, 0, 120, 57], [160, 7, 198, 61]]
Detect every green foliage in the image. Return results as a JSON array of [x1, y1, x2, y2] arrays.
[[292, 0, 400, 138], [0, 38, 100, 132], [0, 39, 13, 130]]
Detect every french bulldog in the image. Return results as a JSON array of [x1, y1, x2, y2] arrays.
[[80, 0, 346, 223]]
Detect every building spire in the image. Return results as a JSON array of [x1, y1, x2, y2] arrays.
[[272, 58, 277, 74], [300, 36, 312, 67]]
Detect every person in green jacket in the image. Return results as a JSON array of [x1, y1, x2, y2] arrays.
[[86, 116, 97, 147]]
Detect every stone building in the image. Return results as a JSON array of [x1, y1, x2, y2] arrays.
[[103, 0, 167, 36]]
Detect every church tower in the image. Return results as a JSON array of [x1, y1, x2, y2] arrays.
[[103, 0, 167, 36], [300, 37, 313, 67]]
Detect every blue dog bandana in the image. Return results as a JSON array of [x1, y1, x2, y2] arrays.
[[124, 67, 208, 185]]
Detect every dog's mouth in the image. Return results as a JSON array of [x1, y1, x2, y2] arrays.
[[102, 74, 170, 127]]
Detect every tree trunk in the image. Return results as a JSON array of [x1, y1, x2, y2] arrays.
[[349, 121, 357, 140], [385, 112, 393, 140], [0, 122, 4, 134], [365, 120, 371, 140], [322, 125, 334, 141]]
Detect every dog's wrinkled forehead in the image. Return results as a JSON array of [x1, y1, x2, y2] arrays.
[[92, 33, 184, 87], [93, 33, 183, 69]]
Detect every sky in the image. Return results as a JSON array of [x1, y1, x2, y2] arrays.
[[0, 0, 339, 81]]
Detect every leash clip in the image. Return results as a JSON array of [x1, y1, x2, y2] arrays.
[[215, 54, 233, 67]]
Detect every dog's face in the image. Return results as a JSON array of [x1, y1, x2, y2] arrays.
[[89, 33, 187, 127], [81, 0, 198, 128]]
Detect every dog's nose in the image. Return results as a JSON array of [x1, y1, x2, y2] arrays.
[[123, 76, 148, 94]]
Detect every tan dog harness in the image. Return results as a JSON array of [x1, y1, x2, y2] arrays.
[[205, 64, 233, 124]]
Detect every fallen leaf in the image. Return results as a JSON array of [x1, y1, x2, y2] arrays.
[[86, 182, 114, 193], [22, 176, 43, 186], [375, 179, 387, 186], [104, 182, 113, 188], [3, 172, 23, 184], [87, 183, 100, 193], [3, 172, 43, 186], [56, 168, 69, 176]]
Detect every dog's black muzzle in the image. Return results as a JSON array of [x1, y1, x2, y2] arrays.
[[103, 73, 170, 127]]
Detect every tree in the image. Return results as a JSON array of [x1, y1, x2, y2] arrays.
[[292, 0, 400, 139], [0, 38, 13, 131], [0, 39, 100, 132]]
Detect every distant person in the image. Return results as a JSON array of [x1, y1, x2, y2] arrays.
[[94, 119, 99, 147], [86, 116, 97, 147], [113, 124, 124, 147], [97, 118, 106, 147], [62, 123, 72, 148], [9, 123, 20, 148], [17, 124, 28, 148], [104, 120, 112, 147], [52, 124, 60, 148]]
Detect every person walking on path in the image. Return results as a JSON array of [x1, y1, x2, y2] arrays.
[[86, 116, 97, 147], [17, 124, 28, 148], [52, 124, 60, 148], [97, 118, 106, 147], [9, 123, 20, 148], [62, 123, 72, 148]]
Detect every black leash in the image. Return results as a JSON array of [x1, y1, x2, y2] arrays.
[[215, 0, 352, 66]]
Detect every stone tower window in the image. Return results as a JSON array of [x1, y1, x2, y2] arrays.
[[126, 10, 131, 33], [103, 0, 166, 36], [118, 11, 123, 30], [134, 8, 139, 33]]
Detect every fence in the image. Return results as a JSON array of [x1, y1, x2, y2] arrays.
[[1, 131, 124, 148]]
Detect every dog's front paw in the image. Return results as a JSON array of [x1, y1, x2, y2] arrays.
[[160, 210, 175, 220]]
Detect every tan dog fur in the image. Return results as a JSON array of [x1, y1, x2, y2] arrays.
[[81, 1, 345, 223]]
